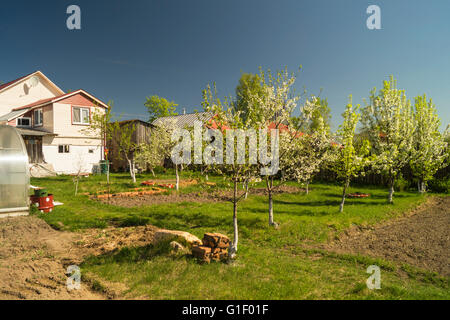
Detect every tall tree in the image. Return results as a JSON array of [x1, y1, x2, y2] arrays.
[[362, 76, 414, 203], [243, 67, 327, 227], [334, 96, 372, 212], [144, 95, 178, 123], [410, 94, 448, 192]]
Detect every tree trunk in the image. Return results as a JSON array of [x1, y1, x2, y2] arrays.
[[175, 164, 179, 191], [418, 180, 426, 193], [151, 168, 155, 177], [305, 181, 309, 195], [75, 178, 79, 196], [339, 178, 349, 213], [244, 179, 249, 199], [267, 177, 278, 227], [229, 178, 239, 260], [127, 158, 136, 183], [388, 179, 395, 203]]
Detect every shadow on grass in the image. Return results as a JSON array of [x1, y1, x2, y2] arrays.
[[82, 241, 181, 266]]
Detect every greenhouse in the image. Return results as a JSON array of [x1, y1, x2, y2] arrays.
[[0, 125, 30, 218]]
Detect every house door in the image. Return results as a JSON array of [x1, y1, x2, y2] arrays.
[[23, 136, 44, 163]]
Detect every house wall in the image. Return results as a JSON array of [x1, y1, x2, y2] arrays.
[[52, 99, 104, 139], [42, 144, 102, 173], [40, 94, 106, 173], [0, 75, 61, 117]]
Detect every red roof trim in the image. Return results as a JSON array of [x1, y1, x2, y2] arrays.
[[0, 72, 35, 91], [12, 89, 109, 111]]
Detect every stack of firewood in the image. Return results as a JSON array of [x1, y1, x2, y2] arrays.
[[192, 233, 230, 263]]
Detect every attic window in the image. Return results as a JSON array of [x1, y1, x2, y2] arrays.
[[72, 106, 90, 125]]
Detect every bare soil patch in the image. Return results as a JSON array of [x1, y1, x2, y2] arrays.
[[99, 185, 304, 208], [322, 196, 450, 277], [0, 216, 160, 300], [0, 216, 103, 300]]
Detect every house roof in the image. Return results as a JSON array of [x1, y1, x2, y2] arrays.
[[152, 112, 214, 128], [16, 127, 56, 137], [12, 89, 110, 112], [0, 71, 65, 95], [0, 108, 31, 122], [118, 119, 153, 127]]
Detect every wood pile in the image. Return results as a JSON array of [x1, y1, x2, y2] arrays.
[[192, 233, 230, 263]]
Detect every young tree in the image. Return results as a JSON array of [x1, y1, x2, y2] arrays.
[[201, 84, 258, 259], [410, 94, 448, 192], [362, 76, 414, 203], [334, 96, 372, 212], [109, 121, 138, 183], [83, 101, 114, 183], [135, 125, 173, 177], [144, 95, 178, 123]]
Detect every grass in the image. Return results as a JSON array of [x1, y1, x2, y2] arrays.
[[31, 171, 449, 299]]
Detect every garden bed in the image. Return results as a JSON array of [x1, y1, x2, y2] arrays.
[[96, 185, 305, 207], [322, 196, 450, 276]]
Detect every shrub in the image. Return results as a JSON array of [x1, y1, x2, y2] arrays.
[[427, 178, 449, 193]]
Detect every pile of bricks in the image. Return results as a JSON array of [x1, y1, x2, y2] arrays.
[[192, 233, 230, 263]]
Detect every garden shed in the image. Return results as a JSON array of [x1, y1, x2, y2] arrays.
[[0, 125, 30, 217]]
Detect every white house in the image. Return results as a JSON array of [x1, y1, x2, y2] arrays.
[[0, 71, 108, 174]]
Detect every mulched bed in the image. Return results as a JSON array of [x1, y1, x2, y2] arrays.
[[322, 196, 450, 277], [97, 185, 304, 208]]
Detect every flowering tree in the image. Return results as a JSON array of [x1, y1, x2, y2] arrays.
[[201, 83, 259, 259], [410, 94, 448, 192], [362, 76, 414, 203], [281, 116, 330, 196], [135, 125, 172, 177], [243, 68, 327, 227], [334, 96, 372, 212]]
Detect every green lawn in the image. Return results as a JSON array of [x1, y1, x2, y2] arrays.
[[31, 172, 449, 299]]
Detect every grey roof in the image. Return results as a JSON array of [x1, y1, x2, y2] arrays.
[[16, 127, 56, 136], [0, 108, 31, 122], [152, 112, 214, 129]]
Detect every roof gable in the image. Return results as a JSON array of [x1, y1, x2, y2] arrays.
[[0, 71, 64, 95]]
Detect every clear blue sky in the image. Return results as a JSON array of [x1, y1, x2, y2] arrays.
[[1, 0, 449, 130]]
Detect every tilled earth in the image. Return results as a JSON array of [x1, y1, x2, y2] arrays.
[[322, 196, 450, 276], [99, 185, 304, 207], [0, 216, 158, 300]]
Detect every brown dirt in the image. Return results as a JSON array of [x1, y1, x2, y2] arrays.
[[99, 185, 304, 208], [0, 216, 159, 300], [321, 196, 450, 277]]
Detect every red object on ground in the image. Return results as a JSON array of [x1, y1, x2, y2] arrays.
[[158, 183, 174, 189], [141, 180, 156, 186], [347, 193, 370, 198], [30, 194, 55, 213]]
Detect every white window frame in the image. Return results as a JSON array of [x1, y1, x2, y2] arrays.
[[72, 106, 90, 125], [17, 117, 32, 127], [58, 145, 70, 153], [34, 109, 43, 127]]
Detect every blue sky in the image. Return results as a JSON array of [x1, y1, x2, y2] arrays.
[[1, 0, 449, 130]]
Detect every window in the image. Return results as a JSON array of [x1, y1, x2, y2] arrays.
[[17, 117, 31, 127], [58, 145, 70, 153], [34, 109, 43, 126], [72, 106, 90, 125]]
